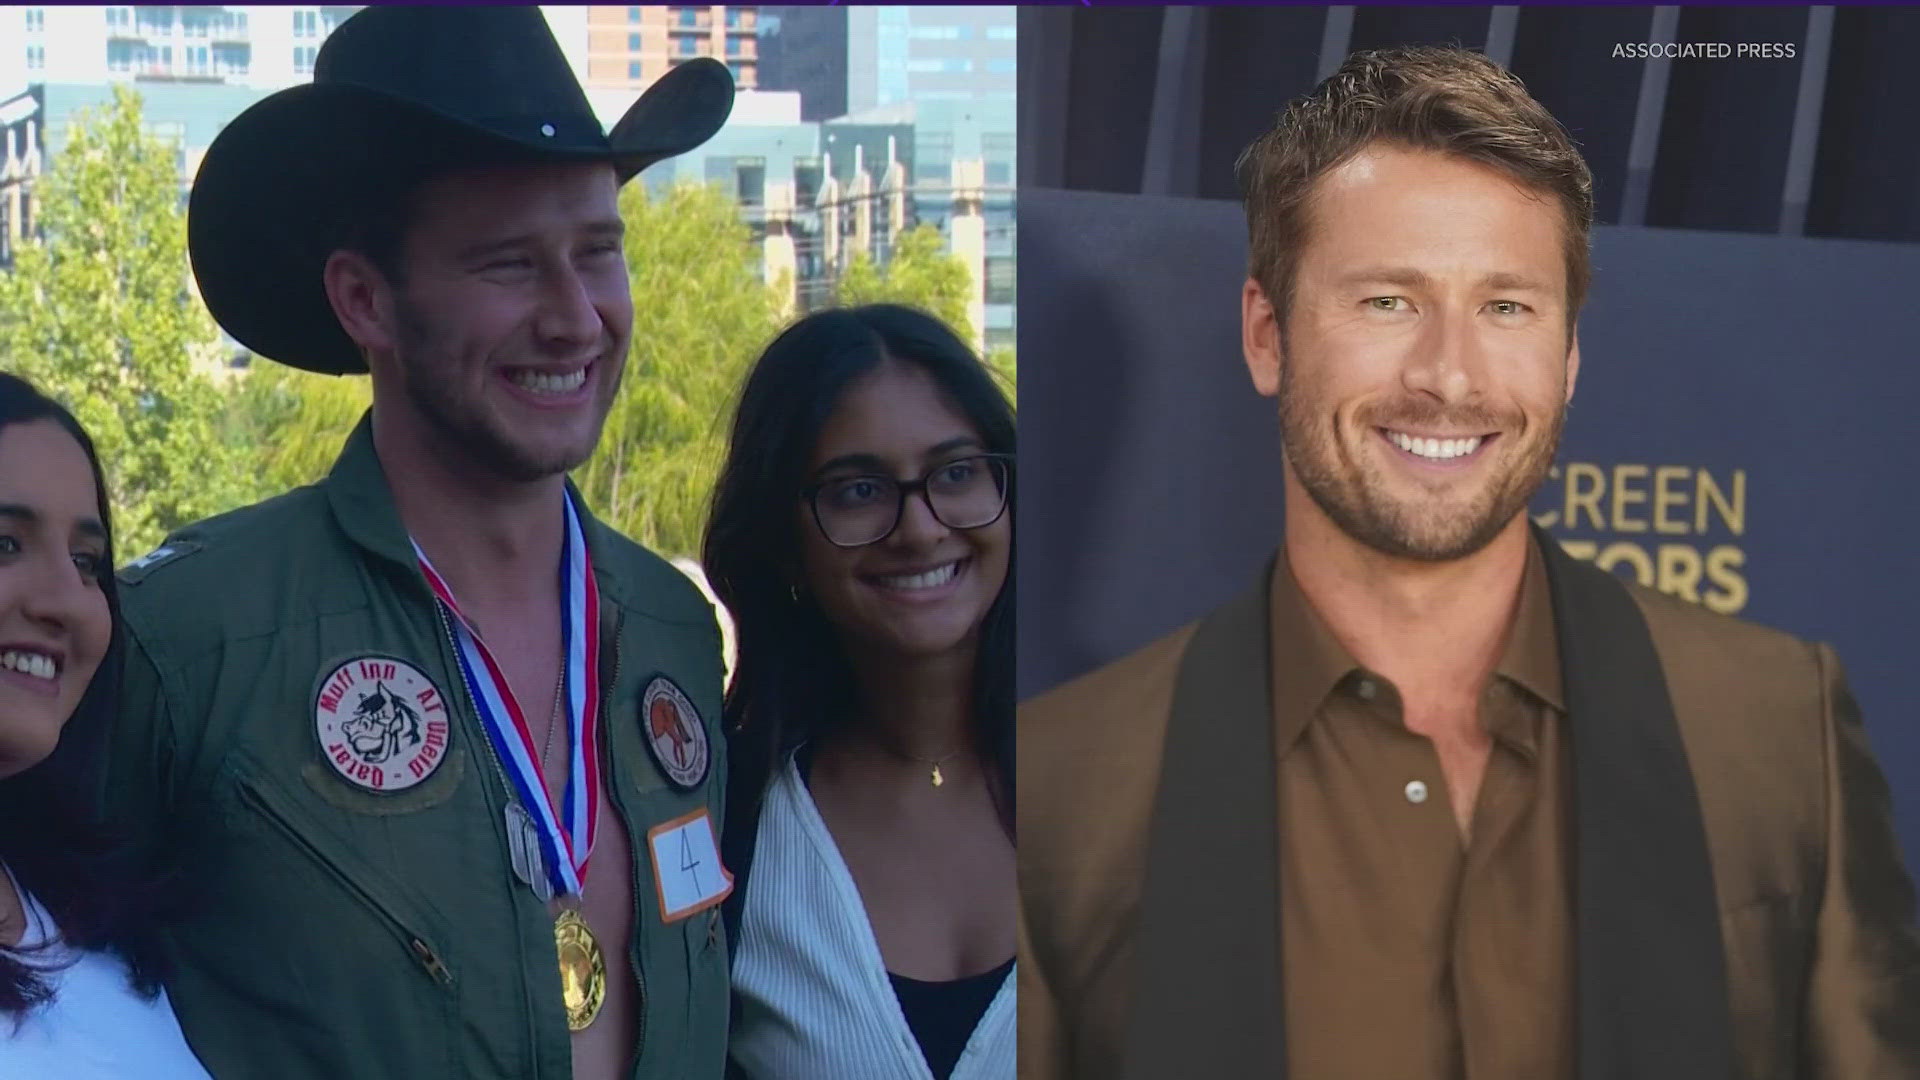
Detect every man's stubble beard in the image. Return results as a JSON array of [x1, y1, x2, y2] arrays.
[[1276, 353, 1565, 563], [393, 297, 624, 483]]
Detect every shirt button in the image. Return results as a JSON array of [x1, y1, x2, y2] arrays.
[[1404, 780, 1429, 804], [1356, 678, 1377, 700]]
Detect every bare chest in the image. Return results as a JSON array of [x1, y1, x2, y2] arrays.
[[466, 602, 564, 720], [563, 770, 638, 1079], [467, 606, 640, 1077]]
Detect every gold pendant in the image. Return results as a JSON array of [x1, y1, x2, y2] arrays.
[[555, 908, 606, 1031], [931, 763, 944, 787]]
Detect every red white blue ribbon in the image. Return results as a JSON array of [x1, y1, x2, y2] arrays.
[[412, 491, 601, 898]]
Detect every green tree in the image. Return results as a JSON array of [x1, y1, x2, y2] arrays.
[[575, 181, 783, 558], [0, 86, 241, 559], [986, 345, 1017, 406], [836, 223, 976, 346], [832, 222, 1014, 403], [833, 222, 1015, 403], [220, 362, 371, 496]]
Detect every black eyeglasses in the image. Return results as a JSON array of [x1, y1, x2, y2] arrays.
[[803, 454, 1013, 548]]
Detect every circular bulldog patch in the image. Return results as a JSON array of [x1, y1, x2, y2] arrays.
[[642, 675, 709, 790], [314, 656, 452, 792]]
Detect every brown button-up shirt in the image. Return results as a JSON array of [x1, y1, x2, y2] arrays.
[[1272, 544, 1575, 1079], [1020, 539, 1920, 1080]]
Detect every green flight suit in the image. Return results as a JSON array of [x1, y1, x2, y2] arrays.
[[105, 415, 731, 1078]]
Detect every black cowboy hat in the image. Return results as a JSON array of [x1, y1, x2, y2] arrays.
[[188, 6, 735, 375]]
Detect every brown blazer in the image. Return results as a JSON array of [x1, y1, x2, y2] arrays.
[[1019, 542, 1920, 1080]]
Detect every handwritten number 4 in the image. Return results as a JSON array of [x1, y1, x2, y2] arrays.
[[679, 829, 702, 890]]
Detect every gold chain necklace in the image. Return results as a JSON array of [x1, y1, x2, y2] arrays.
[[537, 655, 566, 773], [920, 750, 963, 788], [867, 738, 966, 787]]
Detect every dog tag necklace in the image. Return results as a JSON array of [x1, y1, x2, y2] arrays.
[[413, 490, 606, 1030], [502, 665, 566, 905]]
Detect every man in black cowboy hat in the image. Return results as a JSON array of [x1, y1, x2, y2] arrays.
[[104, 8, 740, 1078]]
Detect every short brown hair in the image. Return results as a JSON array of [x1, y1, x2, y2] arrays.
[[1235, 46, 1594, 331]]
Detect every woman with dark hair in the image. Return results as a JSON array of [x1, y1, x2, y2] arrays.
[[0, 373, 206, 1075], [707, 305, 1014, 1079]]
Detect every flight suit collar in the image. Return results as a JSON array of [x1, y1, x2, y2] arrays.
[[321, 410, 629, 603], [322, 411, 420, 580]]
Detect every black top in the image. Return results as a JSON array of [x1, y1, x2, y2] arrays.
[[888, 956, 1015, 1079], [789, 743, 1012, 1078]]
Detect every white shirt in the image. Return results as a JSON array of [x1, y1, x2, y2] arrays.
[[0, 866, 210, 1079], [729, 753, 1016, 1080]]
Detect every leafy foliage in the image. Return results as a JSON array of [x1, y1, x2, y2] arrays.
[[986, 345, 1017, 407], [833, 222, 1014, 404], [219, 362, 371, 496], [835, 223, 976, 347], [0, 87, 242, 558], [572, 181, 785, 558]]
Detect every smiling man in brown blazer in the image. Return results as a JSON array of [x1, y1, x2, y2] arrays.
[[1018, 46, 1920, 1080]]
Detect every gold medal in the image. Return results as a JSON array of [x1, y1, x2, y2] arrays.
[[555, 908, 605, 1031]]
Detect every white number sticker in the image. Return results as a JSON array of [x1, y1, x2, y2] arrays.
[[647, 808, 732, 923]]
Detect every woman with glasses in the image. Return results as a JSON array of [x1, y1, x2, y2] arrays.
[[706, 305, 1014, 1080]]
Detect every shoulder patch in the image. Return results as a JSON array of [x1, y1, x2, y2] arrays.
[[314, 655, 453, 793], [118, 540, 204, 585], [641, 674, 710, 790]]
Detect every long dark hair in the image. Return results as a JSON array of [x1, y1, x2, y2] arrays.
[[704, 305, 1015, 839], [0, 372, 170, 1017]]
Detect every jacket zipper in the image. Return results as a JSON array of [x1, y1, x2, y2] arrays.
[[599, 604, 652, 1076], [430, 602, 521, 834], [237, 777, 454, 989], [428, 599, 551, 1074], [427, 577, 652, 1070]]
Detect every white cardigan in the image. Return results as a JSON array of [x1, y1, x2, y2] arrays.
[[728, 754, 1016, 1080], [0, 865, 211, 1079]]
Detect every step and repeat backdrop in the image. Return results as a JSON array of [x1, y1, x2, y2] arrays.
[[1018, 186, 1920, 875]]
